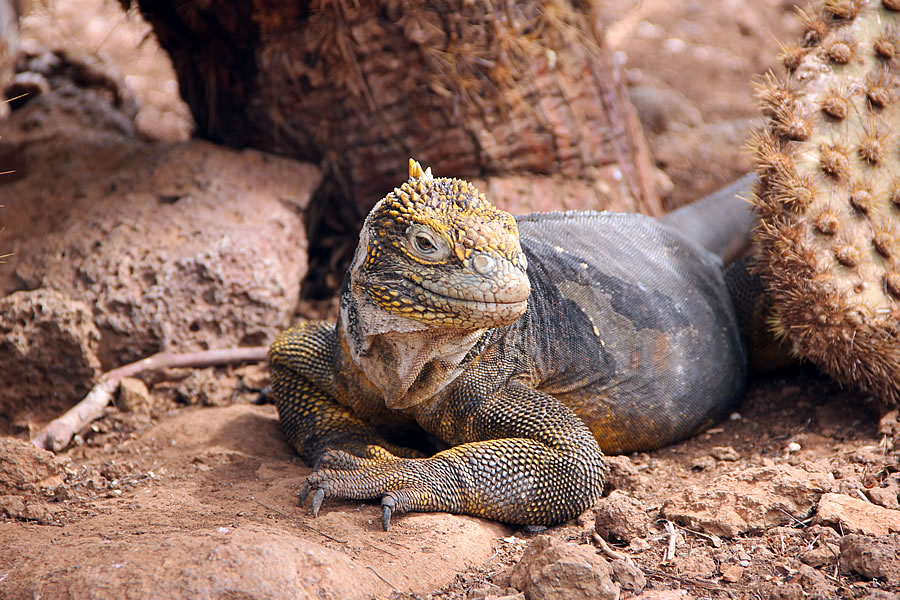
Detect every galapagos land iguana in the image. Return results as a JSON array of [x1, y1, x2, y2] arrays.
[[268, 159, 755, 529]]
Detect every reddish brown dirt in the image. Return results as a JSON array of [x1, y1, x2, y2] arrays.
[[2, 1, 899, 599]]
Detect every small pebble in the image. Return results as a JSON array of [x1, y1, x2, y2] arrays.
[[722, 564, 744, 583], [118, 377, 152, 413], [664, 38, 687, 53], [710, 446, 740, 461]]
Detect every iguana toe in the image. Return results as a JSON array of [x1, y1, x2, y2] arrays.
[[299, 452, 463, 527], [381, 497, 395, 531], [310, 488, 326, 517], [299, 452, 412, 516]]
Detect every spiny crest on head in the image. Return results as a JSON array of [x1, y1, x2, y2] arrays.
[[373, 159, 521, 262], [408, 158, 434, 182], [387, 159, 496, 218]]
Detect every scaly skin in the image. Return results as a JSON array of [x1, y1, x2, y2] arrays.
[[269, 159, 746, 529]]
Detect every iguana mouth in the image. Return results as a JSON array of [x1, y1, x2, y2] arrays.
[[401, 261, 530, 327], [417, 272, 530, 306], [388, 275, 530, 328], [419, 287, 529, 313]]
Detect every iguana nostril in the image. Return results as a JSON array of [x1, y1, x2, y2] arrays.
[[472, 254, 495, 274]]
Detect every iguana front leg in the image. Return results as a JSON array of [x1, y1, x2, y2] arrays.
[[268, 322, 424, 464], [300, 380, 606, 529]]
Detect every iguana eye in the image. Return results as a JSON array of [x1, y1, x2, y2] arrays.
[[415, 234, 435, 252], [406, 226, 449, 260]]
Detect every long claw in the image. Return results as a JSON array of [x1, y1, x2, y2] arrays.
[[311, 488, 326, 517], [381, 503, 392, 531], [298, 482, 312, 506], [381, 495, 396, 531]]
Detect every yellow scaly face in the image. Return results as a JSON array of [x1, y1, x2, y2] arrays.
[[360, 160, 530, 329]]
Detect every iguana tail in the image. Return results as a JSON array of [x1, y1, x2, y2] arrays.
[[661, 173, 757, 266], [662, 174, 795, 372]]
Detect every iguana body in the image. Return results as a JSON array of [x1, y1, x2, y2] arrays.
[[269, 160, 749, 528]]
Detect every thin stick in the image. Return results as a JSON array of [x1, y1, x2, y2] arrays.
[[250, 497, 347, 544], [644, 568, 731, 593], [32, 347, 269, 452], [591, 532, 632, 563], [366, 566, 399, 590]]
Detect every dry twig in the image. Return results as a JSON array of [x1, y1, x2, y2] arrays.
[[591, 531, 633, 563], [366, 566, 399, 590], [250, 497, 347, 544], [644, 568, 731, 593], [32, 347, 268, 452]]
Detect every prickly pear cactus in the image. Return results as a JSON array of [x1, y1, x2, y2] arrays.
[[753, 0, 900, 403]]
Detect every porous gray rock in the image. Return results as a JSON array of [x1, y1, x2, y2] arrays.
[[0, 437, 63, 495], [816, 493, 900, 537], [601, 455, 648, 493], [175, 368, 230, 407], [669, 553, 717, 579], [1, 90, 319, 369], [8, 140, 315, 367], [799, 525, 841, 569], [840, 534, 900, 585], [0, 438, 65, 525], [661, 465, 832, 537], [0, 289, 102, 423], [594, 490, 652, 543], [117, 377, 151, 414], [866, 477, 900, 510], [793, 564, 837, 600], [509, 535, 619, 600], [610, 558, 646, 594], [0, 493, 59, 525]]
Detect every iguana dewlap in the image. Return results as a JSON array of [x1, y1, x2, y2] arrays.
[[269, 160, 747, 528]]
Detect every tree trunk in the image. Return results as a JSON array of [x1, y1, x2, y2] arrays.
[[130, 0, 659, 217]]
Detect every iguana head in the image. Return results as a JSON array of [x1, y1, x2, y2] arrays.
[[351, 159, 530, 329]]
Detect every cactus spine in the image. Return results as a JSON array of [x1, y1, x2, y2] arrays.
[[753, 0, 900, 403]]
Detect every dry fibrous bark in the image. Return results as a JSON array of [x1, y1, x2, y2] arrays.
[[128, 0, 659, 219]]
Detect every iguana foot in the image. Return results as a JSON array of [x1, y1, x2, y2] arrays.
[[304, 479, 406, 530], [304, 480, 401, 531], [299, 449, 447, 530], [310, 442, 425, 469]]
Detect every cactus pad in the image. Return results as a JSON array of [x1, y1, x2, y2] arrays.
[[753, 0, 900, 403]]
